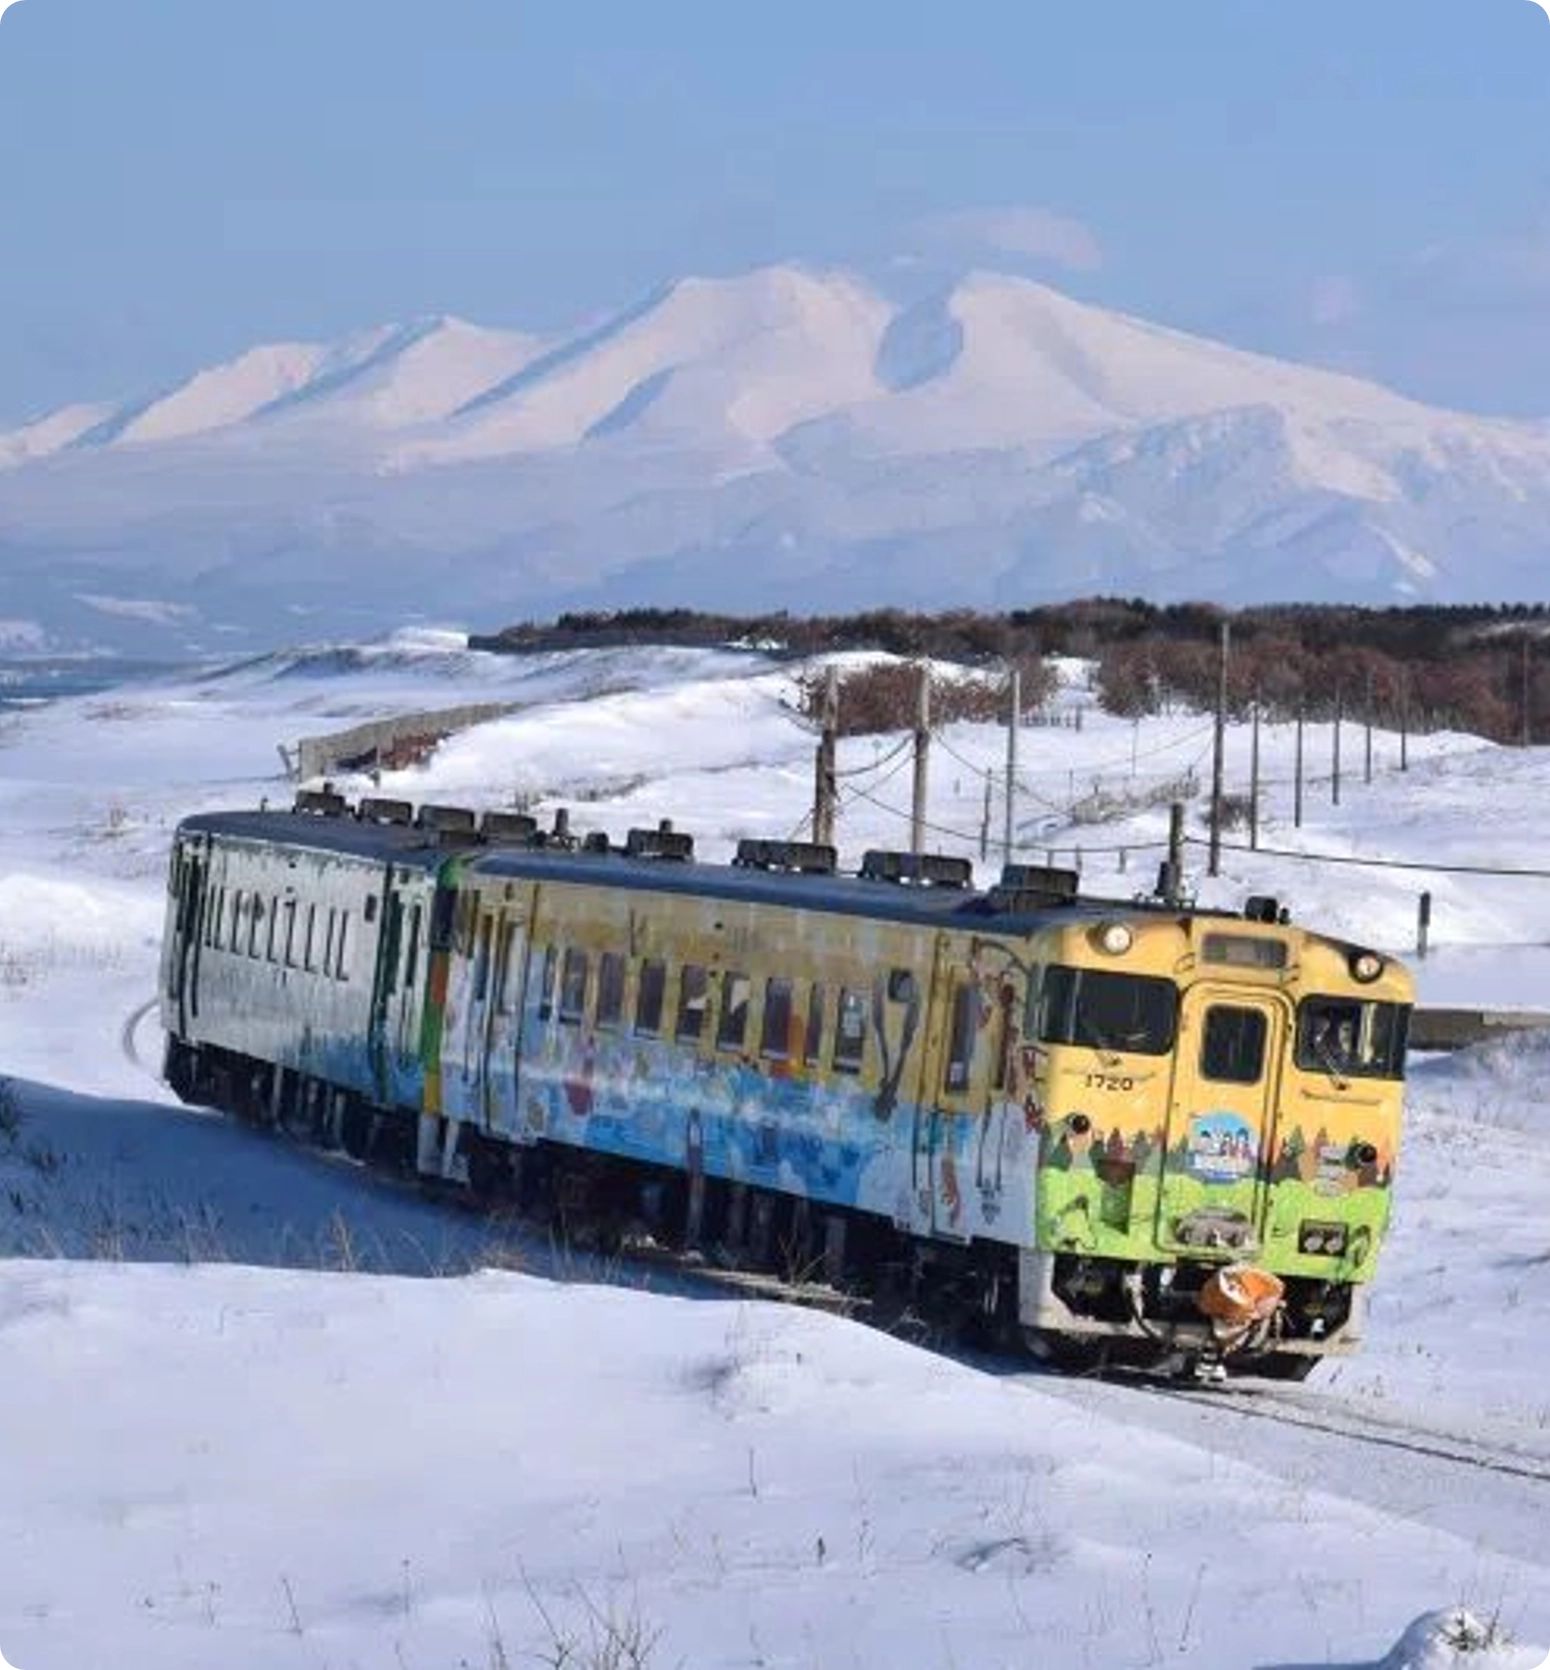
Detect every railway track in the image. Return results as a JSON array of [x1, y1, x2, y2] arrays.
[[1151, 1381, 1550, 1485]]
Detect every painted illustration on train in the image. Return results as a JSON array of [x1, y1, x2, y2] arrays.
[[160, 791, 1413, 1381]]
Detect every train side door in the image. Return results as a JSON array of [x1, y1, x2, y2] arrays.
[[906, 938, 959, 1237], [485, 892, 537, 1136], [1156, 985, 1288, 1254]]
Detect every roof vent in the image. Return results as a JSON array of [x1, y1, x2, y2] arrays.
[[294, 789, 348, 818], [733, 839, 837, 875], [626, 819, 695, 861], [859, 850, 973, 889], [358, 797, 413, 826], [582, 831, 612, 854], [481, 810, 539, 845], [998, 863, 1080, 901], [415, 804, 478, 835], [539, 808, 578, 852]]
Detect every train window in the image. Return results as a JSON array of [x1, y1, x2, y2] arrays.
[[247, 895, 264, 959], [266, 895, 279, 962], [1039, 966, 1177, 1057], [403, 905, 422, 990], [804, 983, 826, 1067], [597, 951, 627, 1030], [335, 912, 350, 980], [229, 890, 245, 952], [323, 909, 338, 978], [559, 948, 589, 1024], [473, 917, 493, 1004], [676, 965, 709, 1042], [283, 899, 298, 967], [635, 959, 666, 1035], [944, 982, 980, 1094], [206, 886, 224, 949], [1200, 1006, 1268, 1085], [833, 988, 867, 1074], [364, 895, 378, 924], [717, 972, 751, 1051], [430, 888, 457, 952], [1296, 998, 1410, 1081], [536, 945, 559, 1021], [760, 978, 793, 1060]]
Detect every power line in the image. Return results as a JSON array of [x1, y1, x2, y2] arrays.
[[1186, 835, 1550, 880]]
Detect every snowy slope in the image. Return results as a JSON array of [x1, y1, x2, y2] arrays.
[[4, 636, 1550, 1667], [5, 266, 1550, 655]]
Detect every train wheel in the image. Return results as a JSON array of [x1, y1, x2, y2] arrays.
[[1023, 1330, 1111, 1377]]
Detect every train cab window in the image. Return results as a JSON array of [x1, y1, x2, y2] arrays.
[[804, 983, 826, 1067], [558, 948, 589, 1024], [635, 959, 667, 1036], [536, 945, 559, 1021], [717, 972, 751, 1051], [1200, 1006, 1268, 1085], [944, 982, 981, 1095], [1038, 966, 1178, 1057], [597, 951, 627, 1030], [334, 912, 350, 980], [1296, 997, 1410, 1081], [833, 988, 867, 1074], [676, 965, 709, 1042], [760, 978, 793, 1060]]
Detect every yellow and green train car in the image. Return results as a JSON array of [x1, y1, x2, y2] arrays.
[[162, 796, 1412, 1380]]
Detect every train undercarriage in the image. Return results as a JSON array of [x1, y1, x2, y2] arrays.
[[162, 1036, 1348, 1382]]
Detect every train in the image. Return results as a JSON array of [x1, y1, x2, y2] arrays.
[[159, 789, 1414, 1380]]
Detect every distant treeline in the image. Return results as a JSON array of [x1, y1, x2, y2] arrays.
[[472, 600, 1550, 743]]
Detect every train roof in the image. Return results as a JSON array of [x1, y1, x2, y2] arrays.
[[176, 806, 1180, 935]]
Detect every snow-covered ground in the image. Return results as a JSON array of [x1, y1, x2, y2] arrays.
[[3, 631, 1549, 1668]]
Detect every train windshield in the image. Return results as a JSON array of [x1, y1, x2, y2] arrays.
[[1038, 965, 1178, 1056], [1295, 997, 1410, 1081]]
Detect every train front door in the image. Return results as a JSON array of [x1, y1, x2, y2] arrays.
[[1156, 985, 1288, 1255]]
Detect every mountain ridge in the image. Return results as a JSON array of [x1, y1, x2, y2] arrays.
[[2, 263, 1547, 653]]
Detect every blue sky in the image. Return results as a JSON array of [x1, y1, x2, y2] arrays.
[[1, 0, 1549, 424]]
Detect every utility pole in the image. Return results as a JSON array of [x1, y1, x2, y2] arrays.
[[1364, 668, 1374, 786], [1332, 686, 1343, 808], [1294, 702, 1305, 829], [813, 665, 838, 847], [1399, 669, 1409, 773], [910, 663, 931, 857], [1208, 620, 1230, 877], [1162, 801, 1186, 905], [979, 775, 992, 862], [1249, 695, 1261, 853], [1004, 664, 1021, 861]]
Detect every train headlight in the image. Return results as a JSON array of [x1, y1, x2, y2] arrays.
[[1298, 1221, 1349, 1257], [1350, 950, 1384, 984], [1094, 922, 1134, 956]]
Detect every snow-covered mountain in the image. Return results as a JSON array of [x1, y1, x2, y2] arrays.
[[3, 264, 1549, 653]]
